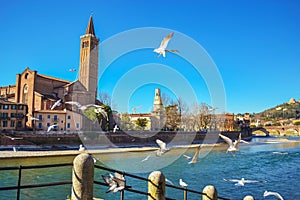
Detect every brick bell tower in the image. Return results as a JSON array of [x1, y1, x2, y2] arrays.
[[78, 15, 99, 103]]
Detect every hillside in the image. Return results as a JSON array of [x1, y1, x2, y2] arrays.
[[254, 98, 300, 121]]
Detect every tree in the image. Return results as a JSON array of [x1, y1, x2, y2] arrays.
[[119, 113, 134, 131], [135, 118, 148, 130]]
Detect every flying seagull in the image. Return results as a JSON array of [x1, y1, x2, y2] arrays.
[[156, 139, 170, 156], [5, 135, 23, 140], [69, 68, 76, 72], [30, 116, 40, 121], [47, 124, 57, 132], [94, 106, 108, 120], [153, 32, 179, 57], [223, 178, 266, 187], [65, 101, 104, 111], [78, 144, 86, 151], [263, 190, 284, 200], [102, 172, 126, 193], [179, 178, 188, 187], [141, 154, 151, 162], [219, 133, 248, 155], [183, 145, 201, 165], [51, 99, 62, 110]]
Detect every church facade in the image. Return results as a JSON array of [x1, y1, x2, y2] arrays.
[[0, 16, 100, 132]]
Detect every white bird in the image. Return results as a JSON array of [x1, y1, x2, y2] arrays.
[[156, 139, 170, 156], [264, 190, 284, 200], [51, 99, 62, 110], [153, 32, 179, 57], [5, 135, 23, 140], [183, 145, 201, 165], [47, 124, 57, 132], [69, 68, 76, 72], [65, 101, 104, 112], [165, 178, 174, 185], [94, 107, 108, 120], [219, 133, 248, 155], [179, 178, 188, 187], [223, 178, 265, 187], [102, 172, 126, 193], [141, 155, 151, 162], [13, 147, 17, 152], [79, 144, 86, 151], [113, 124, 119, 133], [30, 116, 40, 121]]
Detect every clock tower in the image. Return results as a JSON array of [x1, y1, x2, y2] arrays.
[[78, 16, 99, 103]]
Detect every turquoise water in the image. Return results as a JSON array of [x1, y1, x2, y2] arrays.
[[1, 137, 300, 200]]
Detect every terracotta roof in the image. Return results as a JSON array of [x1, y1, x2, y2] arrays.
[[37, 74, 71, 84], [85, 15, 96, 36]]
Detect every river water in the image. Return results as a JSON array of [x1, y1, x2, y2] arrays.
[[0, 137, 300, 200]]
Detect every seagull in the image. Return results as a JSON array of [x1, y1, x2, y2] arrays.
[[5, 135, 23, 140], [153, 32, 179, 57], [30, 116, 40, 121], [165, 178, 174, 185], [94, 107, 108, 120], [102, 172, 126, 193], [69, 68, 76, 72], [79, 144, 86, 151], [51, 99, 62, 110], [183, 145, 201, 165], [219, 133, 248, 155], [65, 101, 104, 111], [156, 139, 170, 156], [264, 190, 284, 200], [13, 146, 17, 152], [113, 124, 119, 133], [47, 124, 57, 132], [223, 178, 266, 187], [179, 178, 188, 187], [141, 154, 151, 162]]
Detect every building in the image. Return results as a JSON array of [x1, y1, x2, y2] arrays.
[[0, 99, 27, 131], [0, 16, 101, 132]]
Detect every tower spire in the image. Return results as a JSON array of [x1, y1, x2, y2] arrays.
[[85, 15, 96, 36]]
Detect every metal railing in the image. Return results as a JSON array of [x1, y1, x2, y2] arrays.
[[0, 163, 73, 200], [0, 161, 232, 200], [94, 164, 231, 200]]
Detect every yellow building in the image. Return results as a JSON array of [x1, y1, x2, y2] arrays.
[[0, 99, 27, 131]]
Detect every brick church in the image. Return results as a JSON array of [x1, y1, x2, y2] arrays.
[[0, 16, 101, 132]]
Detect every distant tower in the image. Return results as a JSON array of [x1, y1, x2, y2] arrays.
[[78, 16, 99, 103], [153, 88, 163, 111]]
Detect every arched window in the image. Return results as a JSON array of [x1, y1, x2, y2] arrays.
[[23, 84, 28, 104], [24, 73, 29, 79]]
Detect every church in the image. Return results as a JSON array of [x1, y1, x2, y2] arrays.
[[0, 16, 101, 132]]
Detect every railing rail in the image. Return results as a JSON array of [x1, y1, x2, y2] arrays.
[[0, 163, 73, 200]]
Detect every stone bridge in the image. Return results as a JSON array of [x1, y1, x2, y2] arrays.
[[252, 126, 299, 136]]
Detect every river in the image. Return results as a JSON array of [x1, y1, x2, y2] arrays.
[[0, 137, 300, 200]]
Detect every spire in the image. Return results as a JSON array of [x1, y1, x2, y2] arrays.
[[85, 15, 96, 36]]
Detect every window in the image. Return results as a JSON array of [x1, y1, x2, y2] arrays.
[[10, 120, 15, 127], [67, 123, 70, 128], [0, 105, 2, 109], [76, 123, 80, 129], [3, 105, 9, 110], [3, 113, 8, 120], [10, 113, 16, 118], [2, 121, 8, 127], [11, 105, 16, 110], [38, 115, 43, 120], [67, 115, 71, 120], [47, 115, 50, 119], [53, 115, 58, 121], [24, 73, 29, 79], [17, 121, 22, 128], [47, 123, 50, 127], [18, 105, 23, 110], [38, 123, 42, 129], [23, 84, 28, 104]]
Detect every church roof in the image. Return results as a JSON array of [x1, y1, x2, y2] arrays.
[[85, 15, 96, 36]]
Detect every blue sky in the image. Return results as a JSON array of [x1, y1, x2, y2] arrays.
[[0, 0, 299, 114]]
